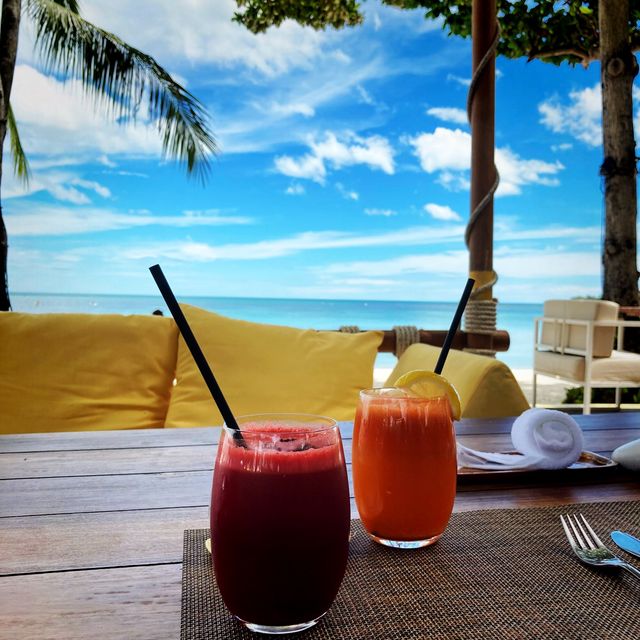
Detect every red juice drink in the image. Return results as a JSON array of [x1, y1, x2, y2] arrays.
[[210, 414, 350, 635]]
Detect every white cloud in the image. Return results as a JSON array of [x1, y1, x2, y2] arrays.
[[11, 65, 163, 160], [424, 203, 461, 221], [362, 3, 442, 35], [408, 127, 564, 196], [323, 248, 600, 280], [447, 73, 471, 87], [336, 183, 359, 200], [265, 101, 315, 117], [216, 56, 387, 153], [436, 171, 471, 191], [327, 277, 399, 287], [285, 184, 306, 196], [117, 219, 603, 269], [356, 85, 375, 105], [496, 250, 600, 278], [325, 251, 468, 278], [311, 132, 395, 173], [426, 107, 467, 125], [304, 221, 602, 282], [494, 147, 563, 195], [28, 156, 87, 170], [365, 208, 396, 217], [551, 142, 573, 152], [80, 0, 328, 78], [538, 85, 602, 146], [104, 170, 150, 178], [17, 215, 597, 256], [496, 225, 600, 243], [5, 169, 111, 205], [409, 127, 470, 173], [98, 155, 117, 168], [18, 19, 387, 160], [5, 205, 252, 236], [275, 153, 327, 184], [72, 179, 111, 199], [275, 131, 395, 183], [331, 50, 352, 65], [120, 225, 468, 262]]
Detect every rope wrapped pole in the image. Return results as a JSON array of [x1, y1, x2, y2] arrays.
[[465, 0, 500, 356]]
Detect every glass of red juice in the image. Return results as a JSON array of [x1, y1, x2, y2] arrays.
[[210, 413, 350, 635]]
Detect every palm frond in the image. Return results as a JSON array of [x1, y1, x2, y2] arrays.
[[48, 0, 80, 12], [26, 0, 217, 180], [7, 103, 31, 184]]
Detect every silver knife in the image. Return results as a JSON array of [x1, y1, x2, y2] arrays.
[[611, 530, 640, 559]]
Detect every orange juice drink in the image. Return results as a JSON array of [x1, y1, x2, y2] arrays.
[[353, 387, 457, 548]]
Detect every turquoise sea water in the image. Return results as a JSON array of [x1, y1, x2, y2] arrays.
[[11, 293, 542, 370]]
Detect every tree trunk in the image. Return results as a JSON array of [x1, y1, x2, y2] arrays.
[[599, 0, 639, 308], [0, 209, 8, 310], [0, 0, 22, 311]]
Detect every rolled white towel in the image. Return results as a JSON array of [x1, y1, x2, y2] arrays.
[[457, 408, 584, 471]]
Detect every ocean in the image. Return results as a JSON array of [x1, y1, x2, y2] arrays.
[[11, 293, 542, 370]]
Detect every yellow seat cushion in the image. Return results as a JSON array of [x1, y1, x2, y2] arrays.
[[384, 343, 529, 419], [0, 312, 178, 434], [164, 304, 383, 427]]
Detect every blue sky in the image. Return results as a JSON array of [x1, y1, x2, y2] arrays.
[[4, 0, 633, 302]]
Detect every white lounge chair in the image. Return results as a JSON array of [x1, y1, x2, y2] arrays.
[[533, 299, 640, 414]]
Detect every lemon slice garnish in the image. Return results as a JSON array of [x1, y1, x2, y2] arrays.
[[393, 370, 462, 420]]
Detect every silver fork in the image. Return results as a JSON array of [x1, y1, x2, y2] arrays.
[[560, 514, 640, 581]]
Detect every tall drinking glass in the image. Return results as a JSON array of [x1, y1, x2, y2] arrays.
[[353, 389, 457, 549], [210, 414, 350, 635]]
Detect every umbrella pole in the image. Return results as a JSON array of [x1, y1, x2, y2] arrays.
[[465, 0, 499, 355]]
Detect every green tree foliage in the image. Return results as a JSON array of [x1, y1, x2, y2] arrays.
[[6, 103, 29, 182], [390, 1, 640, 66], [234, 0, 362, 33], [235, 1, 640, 66], [563, 386, 640, 405]]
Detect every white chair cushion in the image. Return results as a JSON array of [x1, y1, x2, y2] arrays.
[[540, 299, 619, 357], [539, 300, 565, 350], [535, 349, 640, 384]]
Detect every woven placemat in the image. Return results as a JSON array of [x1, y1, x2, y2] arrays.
[[182, 500, 640, 639]]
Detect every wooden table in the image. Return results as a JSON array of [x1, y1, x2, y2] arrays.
[[1, 414, 639, 639]]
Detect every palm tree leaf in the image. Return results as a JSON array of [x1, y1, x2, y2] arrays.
[[48, 0, 80, 12], [25, 0, 217, 180], [7, 103, 31, 184]]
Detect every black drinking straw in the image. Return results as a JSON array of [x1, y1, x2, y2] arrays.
[[434, 277, 476, 375], [149, 264, 243, 438]]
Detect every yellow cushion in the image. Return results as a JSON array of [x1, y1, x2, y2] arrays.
[[164, 304, 383, 427], [384, 343, 529, 419], [0, 312, 178, 434]]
